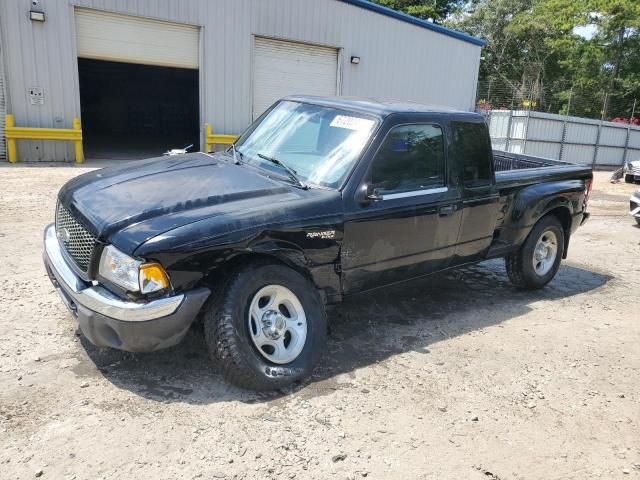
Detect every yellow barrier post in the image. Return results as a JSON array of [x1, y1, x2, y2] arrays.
[[6, 114, 17, 163], [4, 114, 83, 163], [204, 123, 238, 152], [205, 123, 213, 153], [73, 117, 84, 163]]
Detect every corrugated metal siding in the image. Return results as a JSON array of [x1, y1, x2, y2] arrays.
[[0, 37, 6, 160], [0, 0, 481, 162]]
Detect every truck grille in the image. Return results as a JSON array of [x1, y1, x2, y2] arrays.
[[55, 203, 96, 272]]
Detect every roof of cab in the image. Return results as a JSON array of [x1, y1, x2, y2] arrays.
[[284, 95, 484, 120]]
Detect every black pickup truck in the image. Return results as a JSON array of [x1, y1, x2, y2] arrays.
[[44, 96, 592, 390]]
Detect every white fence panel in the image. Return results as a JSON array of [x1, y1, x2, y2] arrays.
[[488, 111, 510, 139], [600, 126, 627, 146], [596, 147, 624, 165], [563, 144, 596, 165], [527, 118, 563, 142], [627, 148, 640, 161], [488, 110, 640, 167], [491, 138, 507, 151], [525, 141, 562, 160], [628, 130, 640, 150], [565, 123, 598, 144]]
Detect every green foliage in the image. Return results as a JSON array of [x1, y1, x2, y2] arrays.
[[447, 0, 640, 119], [372, 0, 465, 22]]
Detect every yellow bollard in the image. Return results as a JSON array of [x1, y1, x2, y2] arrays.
[[204, 123, 213, 152], [6, 114, 17, 163], [73, 117, 84, 163], [204, 123, 238, 152]]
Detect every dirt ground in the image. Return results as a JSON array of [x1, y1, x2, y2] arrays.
[[0, 165, 638, 480]]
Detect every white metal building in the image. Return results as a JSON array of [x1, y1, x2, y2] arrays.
[[0, 0, 484, 162]]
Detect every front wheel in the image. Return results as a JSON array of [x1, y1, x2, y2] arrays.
[[505, 215, 565, 290], [203, 262, 327, 391], [625, 174, 635, 183]]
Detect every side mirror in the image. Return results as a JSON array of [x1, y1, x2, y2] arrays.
[[359, 184, 383, 205], [367, 187, 383, 201]]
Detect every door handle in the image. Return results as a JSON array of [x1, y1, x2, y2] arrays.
[[438, 205, 457, 216]]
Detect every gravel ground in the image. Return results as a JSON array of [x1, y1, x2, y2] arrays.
[[0, 165, 638, 480]]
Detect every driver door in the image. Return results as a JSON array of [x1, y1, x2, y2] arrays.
[[342, 122, 462, 294]]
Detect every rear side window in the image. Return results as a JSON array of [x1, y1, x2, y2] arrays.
[[370, 124, 445, 195], [450, 121, 493, 187]]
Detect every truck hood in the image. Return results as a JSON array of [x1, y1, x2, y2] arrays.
[[58, 152, 301, 254]]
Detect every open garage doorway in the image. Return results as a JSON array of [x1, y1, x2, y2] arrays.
[[78, 59, 199, 160], [74, 8, 200, 160]]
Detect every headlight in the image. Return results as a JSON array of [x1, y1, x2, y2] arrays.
[[99, 245, 169, 293], [99, 245, 142, 291]]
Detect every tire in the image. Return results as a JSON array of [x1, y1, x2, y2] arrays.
[[625, 174, 634, 183], [636, 217, 640, 226], [203, 261, 327, 391], [505, 215, 565, 290]]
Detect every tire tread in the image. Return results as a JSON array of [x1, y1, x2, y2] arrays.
[[505, 215, 564, 290], [202, 260, 326, 391]]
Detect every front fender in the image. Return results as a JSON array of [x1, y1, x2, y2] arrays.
[[247, 231, 342, 302]]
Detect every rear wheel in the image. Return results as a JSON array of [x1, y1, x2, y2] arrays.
[[625, 174, 635, 183], [203, 262, 327, 391], [505, 215, 565, 289]]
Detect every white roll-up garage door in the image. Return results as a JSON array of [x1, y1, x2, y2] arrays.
[[75, 9, 199, 69], [253, 37, 339, 119]]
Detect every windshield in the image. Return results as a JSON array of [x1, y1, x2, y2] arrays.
[[234, 101, 378, 188]]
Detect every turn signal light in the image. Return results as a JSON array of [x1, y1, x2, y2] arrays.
[[139, 263, 170, 294]]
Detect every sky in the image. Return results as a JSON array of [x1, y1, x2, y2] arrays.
[[573, 24, 597, 40]]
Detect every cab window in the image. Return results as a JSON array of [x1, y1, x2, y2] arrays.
[[370, 124, 445, 196], [450, 121, 493, 188]]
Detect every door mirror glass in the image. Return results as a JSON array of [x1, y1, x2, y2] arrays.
[[366, 185, 383, 201]]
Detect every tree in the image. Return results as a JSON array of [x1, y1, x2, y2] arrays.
[[371, 0, 465, 23], [448, 0, 640, 120]]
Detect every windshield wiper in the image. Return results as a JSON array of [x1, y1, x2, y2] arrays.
[[257, 153, 308, 190]]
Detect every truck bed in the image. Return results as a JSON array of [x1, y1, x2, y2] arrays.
[[493, 151, 592, 190]]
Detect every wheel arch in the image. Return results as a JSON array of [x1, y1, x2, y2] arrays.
[[508, 184, 576, 259], [540, 205, 572, 259], [198, 245, 328, 303]]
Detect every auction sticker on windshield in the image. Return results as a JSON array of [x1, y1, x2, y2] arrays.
[[330, 115, 374, 131]]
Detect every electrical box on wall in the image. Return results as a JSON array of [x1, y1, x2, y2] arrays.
[[29, 87, 44, 105]]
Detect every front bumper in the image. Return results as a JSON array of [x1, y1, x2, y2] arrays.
[[43, 224, 209, 352]]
